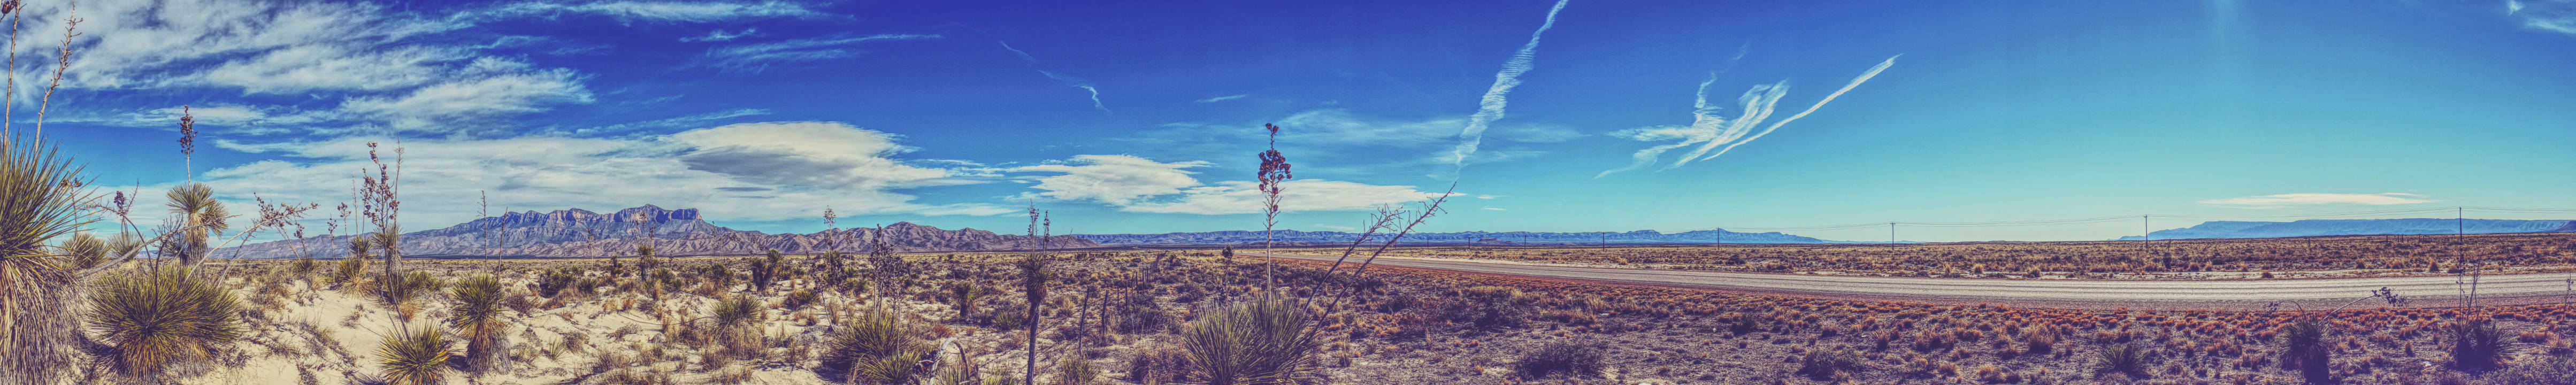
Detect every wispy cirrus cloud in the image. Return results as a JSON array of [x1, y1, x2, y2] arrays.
[[1196, 94, 1248, 103], [998, 41, 1110, 113], [683, 28, 762, 42], [2198, 192, 2437, 208], [704, 33, 944, 71], [466, 1, 822, 24], [2509, 0, 2576, 34], [1598, 56, 1897, 178], [1448, 0, 1572, 170]]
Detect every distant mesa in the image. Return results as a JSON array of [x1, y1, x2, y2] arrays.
[[2113, 218, 2576, 241], [218, 205, 1095, 259]]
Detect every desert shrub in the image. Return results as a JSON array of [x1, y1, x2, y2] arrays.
[[990, 306, 1026, 333], [1128, 343, 1194, 384], [1111, 301, 1174, 335], [2102, 343, 2146, 376], [1513, 340, 1605, 380], [1796, 346, 1862, 380], [376, 326, 452, 385], [949, 281, 984, 319], [1055, 351, 1100, 385], [1183, 294, 1322, 384], [784, 289, 819, 310], [447, 273, 511, 370], [2277, 318, 2330, 383], [83, 266, 244, 375], [2448, 318, 2510, 372], [826, 309, 932, 383], [538, 267, 580, 297], [704, 294, 767, 357], [2482, 354, 2576, 384], [1454, 286, 1526, 328]]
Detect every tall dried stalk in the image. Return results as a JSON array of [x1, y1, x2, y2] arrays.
[[1019, 204, 1047, 385], [29, 6, 72, 139], [360, 142, 404, 305], [1255, 124, 1292, 288]]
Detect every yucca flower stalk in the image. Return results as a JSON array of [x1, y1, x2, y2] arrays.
[[376, 326, 452, 385], [1254, 124, 1292, 288], [82, 266, 243, 376], [447, 273, 509, 369]]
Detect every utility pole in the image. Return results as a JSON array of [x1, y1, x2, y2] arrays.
[[1888, 222, 1896, 244], [1598, 232, 1607, 250]]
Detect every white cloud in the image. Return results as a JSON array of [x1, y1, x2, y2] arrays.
[[2511, 0, 2576, 34], [195, 45, 459, 94], [469, 1, 821, 23], [2197, 193, 2437, 207], [340, 66, 595, 133], [586, 108, 772, 133], [1009, 155, 1209, 205], [1196, 94, 1248, 103], [1599, 56, 1898, 177], [1122, 179, 1454, 215], [683, 28, 762, 42], [175, 121, 1009, 231], [668, 121, 971, 190], [706, 34, 942, 70]]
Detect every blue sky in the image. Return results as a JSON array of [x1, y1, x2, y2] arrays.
[[30, 0, 2576, 242]]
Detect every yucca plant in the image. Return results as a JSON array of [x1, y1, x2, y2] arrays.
[[3, 135, 94, 383], [376, 326, 453, 385], [447, 273, 510, 370], [336, 237, 371, 286], [60, 232, 105, 271], [162, 183, 228, 268], [82, 266, 243, 376], [828, 309, 931, 383], [1182, 293, 1322, 385]]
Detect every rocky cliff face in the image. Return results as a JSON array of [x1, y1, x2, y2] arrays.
[[218, 205, 1097, 259], [1074, 228, 1833, 245]]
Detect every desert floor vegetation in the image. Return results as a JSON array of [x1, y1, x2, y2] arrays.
[[7, 240, 2576, 384], [1264, 232, 2576, 280]]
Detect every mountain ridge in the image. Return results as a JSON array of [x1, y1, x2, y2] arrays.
[[217, 204, 1096, 259], [2113, 218, 2576, 241]]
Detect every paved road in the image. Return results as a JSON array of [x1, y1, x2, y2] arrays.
[[1247, 252, 2576, 310]]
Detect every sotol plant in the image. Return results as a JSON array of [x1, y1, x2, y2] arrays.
[[1182, 293, 1322, 385], [82, 266, 244, 376], [377, 326, 453, 385]]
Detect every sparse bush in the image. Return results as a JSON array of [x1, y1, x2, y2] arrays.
[[538, 267, 580, 297], [2482, 353, 2576, 384], [1796, 346, 1861, 380], [2278, 318, 2330, 383], [1055, 351, 1100, 385], [1183, 294, 1322, 384], [2448, 318, 2510, 372], [826, 309, 932, 383], [1513, 340, 1605, 380], [2102, 343, 2146, 376], [376, 326, 453, 385], [83, 266, 244, 375], [1129, 343, 1194, 384]]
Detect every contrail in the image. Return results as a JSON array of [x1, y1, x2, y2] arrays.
[[1447, 0, 1571, 170], [1000, 40, 1110, 113], [1697, 55, 1896, 162], [1597, 55, 1897, 177]]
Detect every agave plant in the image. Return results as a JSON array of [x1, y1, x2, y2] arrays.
[[1182, 294, 1322, 385], [82, 266, 244, 376], [162, 183, 228, 267], [59, 232, 104, 270], [2, 137, 96, 383], [377, 326, 452, 385], [446, 273, 511, 369]]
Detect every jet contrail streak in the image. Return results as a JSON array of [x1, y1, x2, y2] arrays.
[[1448, 0, 1572, 170], [1699, 55, 1897, 161]]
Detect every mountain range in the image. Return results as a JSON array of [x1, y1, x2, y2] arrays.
[[216, 205, 1095, 259], [2113, 218, 2576, 241], [1070, 228, 1834, 246]]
